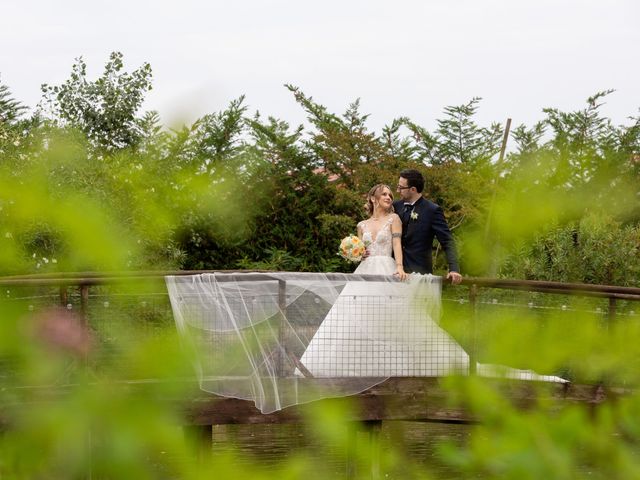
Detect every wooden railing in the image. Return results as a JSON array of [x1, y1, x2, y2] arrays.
[[455, 277, 640, 374], [3, 270, 639, 377], [2, 271, 639, 313], [3, 270, 640, 297]]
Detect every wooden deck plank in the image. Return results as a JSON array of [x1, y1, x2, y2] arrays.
[[181, 377, 628, 425], [1, 377, 629, 427]]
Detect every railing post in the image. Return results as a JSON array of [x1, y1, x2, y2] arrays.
[[59, 286, 68, 307], [183, 424, 213, 463], [345, 420, 382, 479], [79, 284, 89, 328], [346, 422, 357, 479], [607, 297, 617, 328], [277, 279, 286, 376], [77, 283, 92, 479], [469, 284, 478, 375], [367, 420, 382, 480]]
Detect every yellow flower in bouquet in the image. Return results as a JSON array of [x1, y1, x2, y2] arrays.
[[338, 235, 367, 263]]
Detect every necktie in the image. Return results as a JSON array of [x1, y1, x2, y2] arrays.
[[402, 204, 412, 222]]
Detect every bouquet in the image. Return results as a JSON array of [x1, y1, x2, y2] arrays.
[[338, 235, 368, 263]]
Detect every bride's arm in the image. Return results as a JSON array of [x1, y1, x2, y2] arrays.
[[391, 215, 407, 280]]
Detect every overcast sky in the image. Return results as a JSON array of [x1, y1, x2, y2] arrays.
[[2, 0, 638, 133]]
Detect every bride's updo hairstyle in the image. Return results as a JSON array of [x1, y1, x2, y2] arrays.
[[365, 184, 394, 215]]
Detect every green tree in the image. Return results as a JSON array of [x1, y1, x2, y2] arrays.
[[500, 213, 640, 287], [486, 92, 640, 282], [0, 78, 42, 170], [0, 77, 27, 124], [40, 52, 153, 151], [286, 85, 388, 190], [407, 97, 504, 167], [241, 113, 360, 271]]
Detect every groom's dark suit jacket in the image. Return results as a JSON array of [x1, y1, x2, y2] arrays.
[[393, 197, 459, 274]]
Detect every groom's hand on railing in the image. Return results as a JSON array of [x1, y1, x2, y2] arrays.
[[446, 271, 463, 285]]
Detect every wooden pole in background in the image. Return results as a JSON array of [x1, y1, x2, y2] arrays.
[[483, 118, 512, 277]]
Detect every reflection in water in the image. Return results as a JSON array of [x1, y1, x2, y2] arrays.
[[211, 422, 472, 478]]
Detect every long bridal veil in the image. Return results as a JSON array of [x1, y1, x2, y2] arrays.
[[166, 272, 456, 413], [166, 272, 566, 414]]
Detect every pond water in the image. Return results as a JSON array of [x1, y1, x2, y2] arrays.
[[210, 421, 473, 479]]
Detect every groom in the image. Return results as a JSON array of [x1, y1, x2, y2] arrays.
[[394, 169, 463, 284]]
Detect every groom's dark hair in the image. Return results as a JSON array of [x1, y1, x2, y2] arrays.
[[399, 169, 425, 193]]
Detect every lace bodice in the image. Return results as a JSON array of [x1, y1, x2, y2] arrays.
[[358, 216, 394, 257]]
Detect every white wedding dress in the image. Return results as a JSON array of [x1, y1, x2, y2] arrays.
[[298, 218, 567, 383], [298, 217, 469, 377]]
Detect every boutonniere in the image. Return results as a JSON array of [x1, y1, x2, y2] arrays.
[[410, 211, 419, 221]]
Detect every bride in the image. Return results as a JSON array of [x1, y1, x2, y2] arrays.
[[353, 184, 407, 279], [298, 184, 471, 377]]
